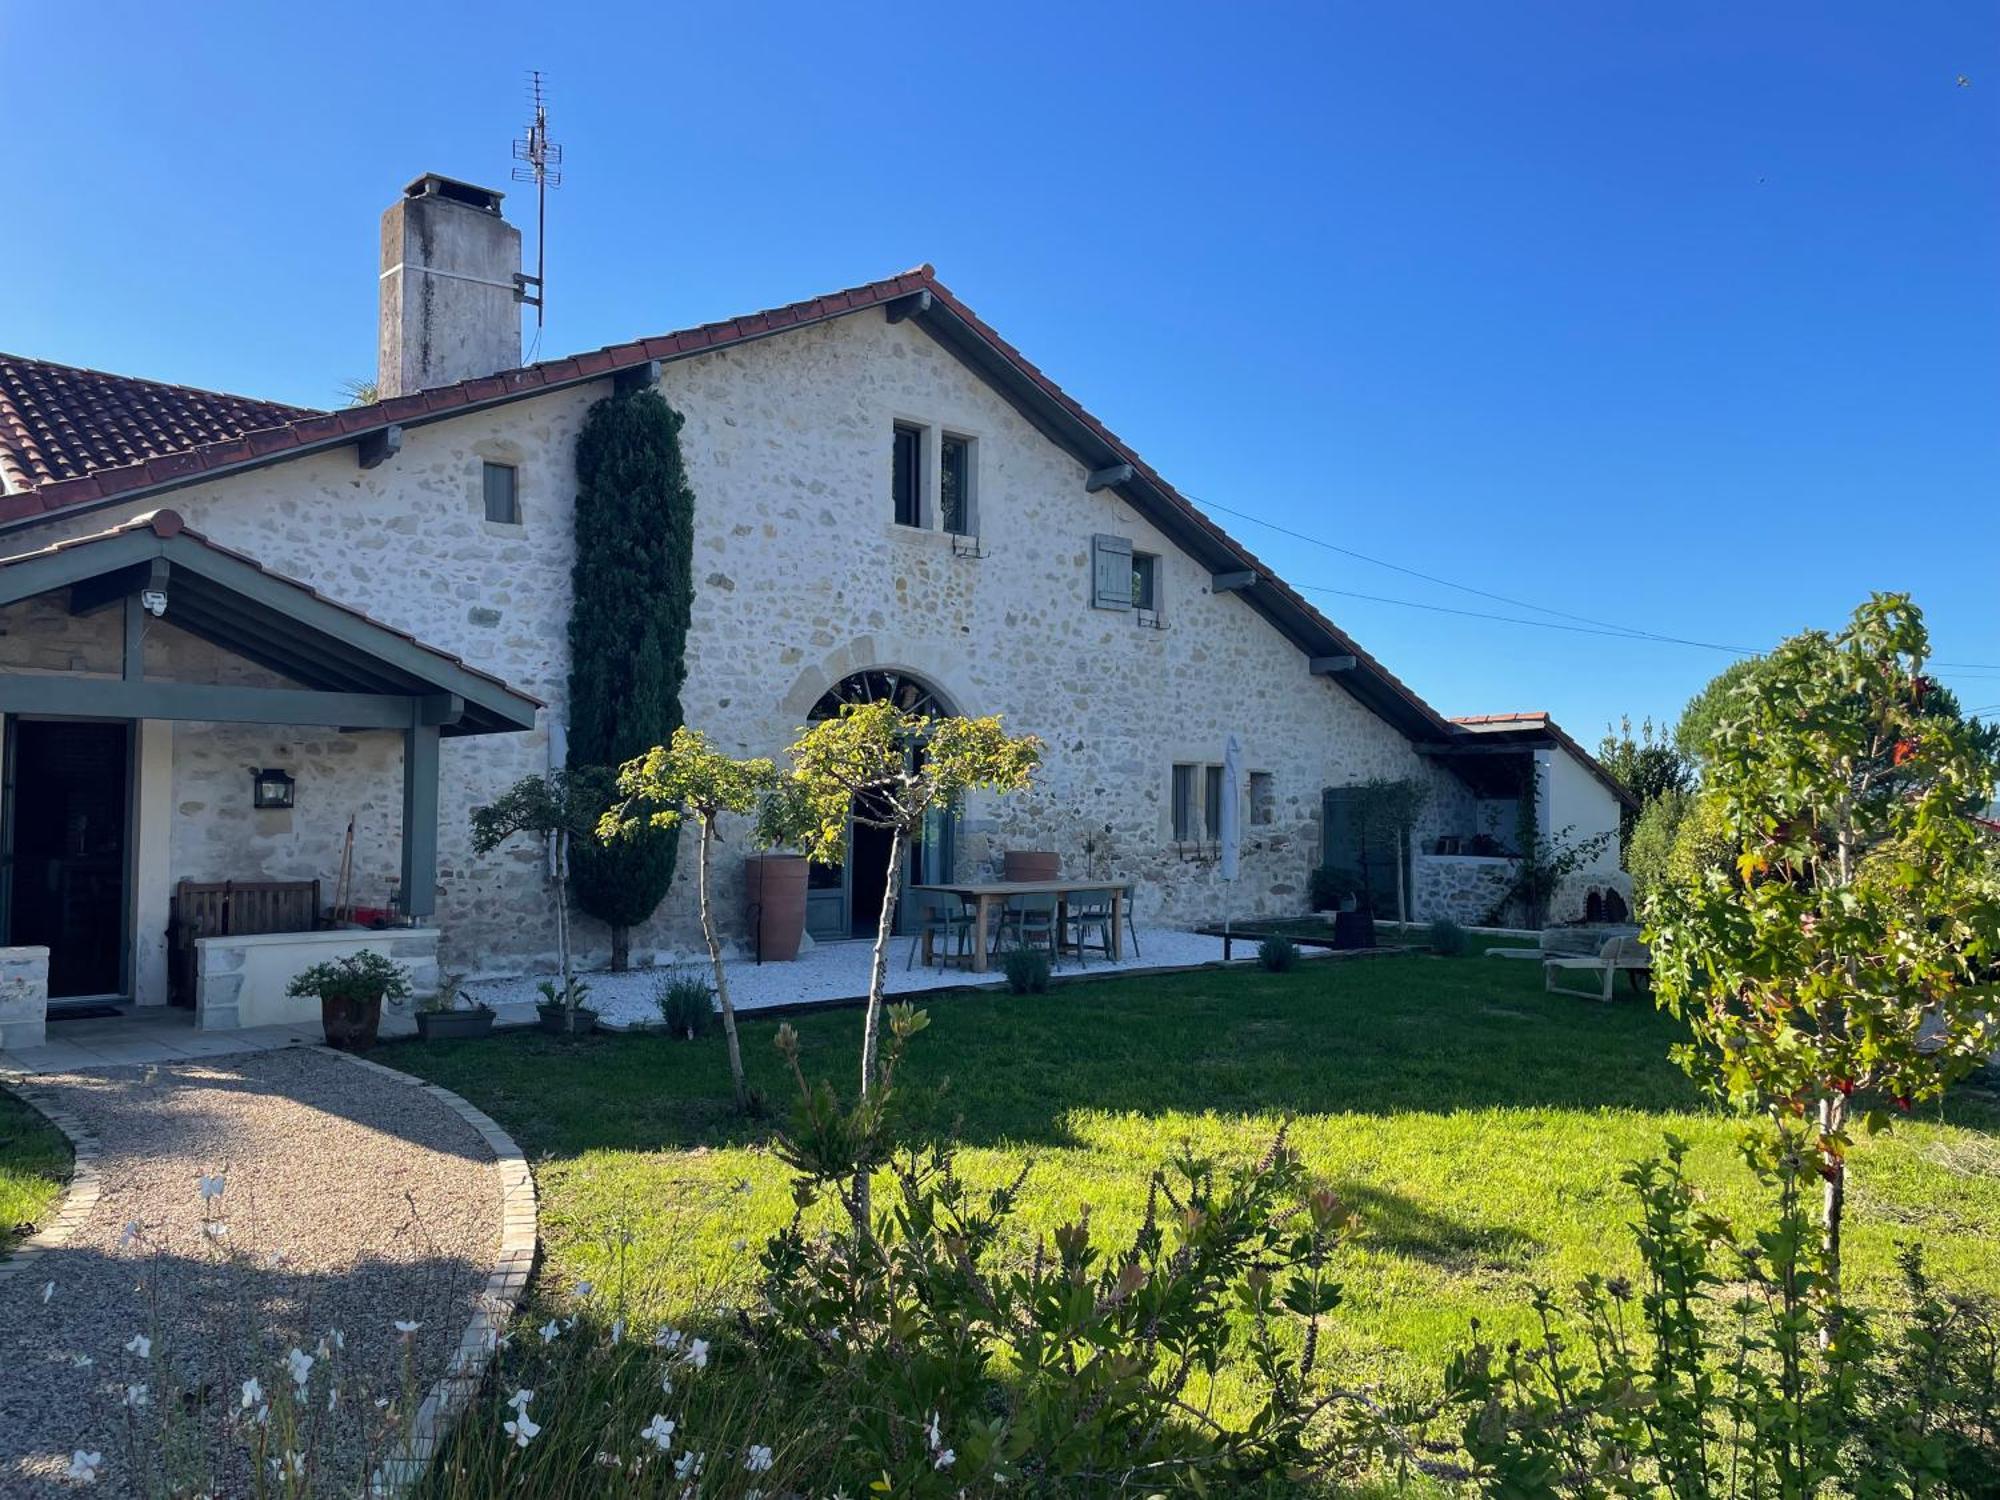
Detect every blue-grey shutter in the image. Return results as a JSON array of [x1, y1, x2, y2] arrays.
[[1092, 534, 1133, 609]]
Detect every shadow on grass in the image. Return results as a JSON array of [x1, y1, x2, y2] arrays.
[[1333, 1181, 1539, 1271], [377, 956, 1760, 1161]]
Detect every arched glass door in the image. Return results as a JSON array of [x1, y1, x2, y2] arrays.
[[802, 670, 958, 941]]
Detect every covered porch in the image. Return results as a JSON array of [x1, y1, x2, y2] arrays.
[[0, 510, 539, 1047]]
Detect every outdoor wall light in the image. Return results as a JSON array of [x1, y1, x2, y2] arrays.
[[252, 768, 296, 810], [140, 588, 168, 617]]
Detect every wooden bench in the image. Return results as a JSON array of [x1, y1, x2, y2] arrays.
[[1545, 935, 1650, 1002], [168, 879, 321, 1007]]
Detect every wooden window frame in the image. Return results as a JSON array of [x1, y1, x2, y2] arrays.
[[482, 461, 521, 526]]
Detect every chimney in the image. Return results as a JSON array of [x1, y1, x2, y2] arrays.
[[378, 174, 523, 399]]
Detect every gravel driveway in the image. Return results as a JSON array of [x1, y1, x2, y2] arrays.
[[0, 1046, 502, 1496]]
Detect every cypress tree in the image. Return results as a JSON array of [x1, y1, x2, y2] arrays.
[[566, 387, 695, 968]]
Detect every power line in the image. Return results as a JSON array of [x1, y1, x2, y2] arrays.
[[1288, 581, 1754, 652]]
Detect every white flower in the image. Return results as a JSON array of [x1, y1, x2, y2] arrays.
[[744, 1443, 773, 1472], [609, 1317, 625, 1347], [65, 1450, 103, 1484], [538, 1319, 561, 1344], [684, 1338, 709, 1369], [673, 1450, 705, 1480], [574, 1279, 594, 1299], [653, 1325, 683, 1351], [393, 1319, 421, 1338], [287, 1347, 314, 1388], [197, 1174, 225, 1201], [926, 1411, 942, 1451], [268, 1451, 304, 1479], [240, 1376, 263, 1409], [123, 1383, 149, 1409], [41, 1281, 55, 1304], [503, 1411, 541, 1448], [202, 1222, 229, 1241], [731, 1237, 748, 1252], [934, 1447, 955, 1470], [659, 1372, 674, 1397], [507, 1388, 534, 1411], [641, 1414, 676, 1451], [119, 1221, 142, 1247], [69, 1354, 93, 1368], [124, 1334, 150, 1360]]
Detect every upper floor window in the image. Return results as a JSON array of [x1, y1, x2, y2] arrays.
[[940, 434, 972, 536], [1131, 552, 1159, 613], [483, 461, 520, 525], [891, 424, 924, 528], [1171, 762, 1228, 842]]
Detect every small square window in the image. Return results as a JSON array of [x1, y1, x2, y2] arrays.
[[940, 434, 972, 535], [482, 462, 520, 525], [1132, 553, 1159, 613], [892, 424, 924, 527]]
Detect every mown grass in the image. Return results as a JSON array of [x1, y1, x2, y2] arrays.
[[0, 1088, 72, 1254], [385, 954, 2000, 1406]]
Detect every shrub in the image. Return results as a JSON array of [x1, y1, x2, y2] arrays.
[[284, 949, 410, 1006], [1257, 934, 1298, 972], [654, 969, 714, 1039], [1002, 943, 1050, 995], [1426, 918, 1468, 956], [1308, 865, 1358, 911]]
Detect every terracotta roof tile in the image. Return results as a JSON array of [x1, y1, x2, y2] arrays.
[[0, 353, 317, 496]]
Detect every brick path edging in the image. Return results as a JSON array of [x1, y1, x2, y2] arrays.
[[0, 1074, 103, 1283], [314, 1047, 539, 1498]]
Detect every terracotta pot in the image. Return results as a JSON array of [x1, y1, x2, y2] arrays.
[[536, 1002, 599, 1037], [745, 853, 809, 962], [320, 993, 383, 1052], [1003, 850, 1060, 883]]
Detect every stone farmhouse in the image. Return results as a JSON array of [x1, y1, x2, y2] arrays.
[[0, 173, 1632, 1042]]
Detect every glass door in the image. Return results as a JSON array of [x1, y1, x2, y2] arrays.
[[3, 718, 133, 1001]]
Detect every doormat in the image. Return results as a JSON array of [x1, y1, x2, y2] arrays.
[[48, 1005, 124, 1022]]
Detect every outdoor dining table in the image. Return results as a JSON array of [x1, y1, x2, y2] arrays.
[[909, 879, 1134, 972]]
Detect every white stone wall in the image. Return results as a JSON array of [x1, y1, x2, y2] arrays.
[[1540, 748, 1630, 924], [3, 309, 1477, 974], [0, 944, 49, 1050]]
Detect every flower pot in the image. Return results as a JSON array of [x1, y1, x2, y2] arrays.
[[537, 1002, 600, 1037], [321, 993, 384, 1052], [415, 1008, 495, 1042], [744, 853, 808, 962], [1003, 850, 1060, 883]]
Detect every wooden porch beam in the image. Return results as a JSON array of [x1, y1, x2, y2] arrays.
[[1309, 655, 1358, 675], [884, 290, 933, 324], [1211, 569, 1258, 593], [356, 425, 403, 470], [0, 673, 433, 729], [1085, 462, 1134, 493], [613, 360, 661, 395], [401, 723, 440, 918]]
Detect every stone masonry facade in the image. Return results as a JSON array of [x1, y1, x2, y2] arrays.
[[4, 310, 1480, 977]]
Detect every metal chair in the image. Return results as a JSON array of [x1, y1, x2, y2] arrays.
[[907, 891, 973, 970], [993, 890, 1059, 960], [1065, 889, 1115, 967]]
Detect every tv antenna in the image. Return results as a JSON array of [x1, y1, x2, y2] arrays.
[[511, 70, 562, 329]]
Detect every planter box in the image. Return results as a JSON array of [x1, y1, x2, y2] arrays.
[[744, 853, 808, 962], [416, 1008, 495, 1041], [1003, 850, 1060, 882], [536, 1003, 600, 1037]]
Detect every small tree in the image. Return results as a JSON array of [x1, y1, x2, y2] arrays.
[[765, 703, 1041, 1096], [603, 728, 778, 1113], [1352, 776, 1429, 923], [1598, 714, 1693, 851], [470, 769, 611, 1034], [1649, 594, 2000, 1298]]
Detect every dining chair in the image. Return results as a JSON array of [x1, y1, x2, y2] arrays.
[[994, 890, 1059, 960], [907, 891, 973, 970], [1066, 889, 1115, 967]]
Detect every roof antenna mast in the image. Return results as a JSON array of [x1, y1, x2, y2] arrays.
[[511, 70, 562, 330]]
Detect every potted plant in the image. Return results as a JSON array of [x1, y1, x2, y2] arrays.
[[413, 974, 494, 1041], [536, 976, 598, 1037], [288, 949, 411, 1052]]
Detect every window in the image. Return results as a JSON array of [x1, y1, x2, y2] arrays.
[[482, 461, 520, 525], [1131, 553, 1159, 613], [940, 434, 972, 535], [891, 424, 923, 527], [1205, 764, 1225, 840], [1172, 763, 1199, 841], [1092, 534, 1134, 609], [1249, 771, 1275, 825]]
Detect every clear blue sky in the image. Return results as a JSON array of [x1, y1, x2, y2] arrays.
[[5, 3, 1995, 739]]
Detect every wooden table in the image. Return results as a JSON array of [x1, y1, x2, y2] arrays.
[[910, 879, 1133, 973]]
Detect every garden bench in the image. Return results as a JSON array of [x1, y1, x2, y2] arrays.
[[1544, 935, 1650, 1002], [167, 879, 321, 1007]]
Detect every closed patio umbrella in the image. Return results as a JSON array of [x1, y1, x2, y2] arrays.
[[1219, 734, 1241, 950]]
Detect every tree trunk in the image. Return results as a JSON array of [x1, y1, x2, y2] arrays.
[[609, 926, 630, 972], [554, 831, 576, 1035], [853, 822, 908, 1236], [1819, 1093, 1846, 1303], [699, 818, 748, 1113]]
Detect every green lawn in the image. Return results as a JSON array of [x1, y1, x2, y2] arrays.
[[0, 1089, 72, 1255], [385, 954, 2000, 1404]]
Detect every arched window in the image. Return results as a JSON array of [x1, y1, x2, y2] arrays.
[[809, 668, 952, 721]]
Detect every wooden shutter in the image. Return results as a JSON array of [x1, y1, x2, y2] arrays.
[[1092, 534, 1133, 609]]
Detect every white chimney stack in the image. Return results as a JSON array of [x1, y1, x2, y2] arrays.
[[378, 174, 523, 399]]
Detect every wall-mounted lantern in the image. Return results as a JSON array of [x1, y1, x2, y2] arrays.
[[252, 768, 296, 810]]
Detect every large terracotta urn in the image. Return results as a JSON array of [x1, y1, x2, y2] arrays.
[[1003, 850, 1060, 883], [744, 853, 809, 962]]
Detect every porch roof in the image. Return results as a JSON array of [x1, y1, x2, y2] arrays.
[[0, 509, 540, 736]]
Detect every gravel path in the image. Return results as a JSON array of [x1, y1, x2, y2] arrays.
[[0, 1047, 502, 1497]]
